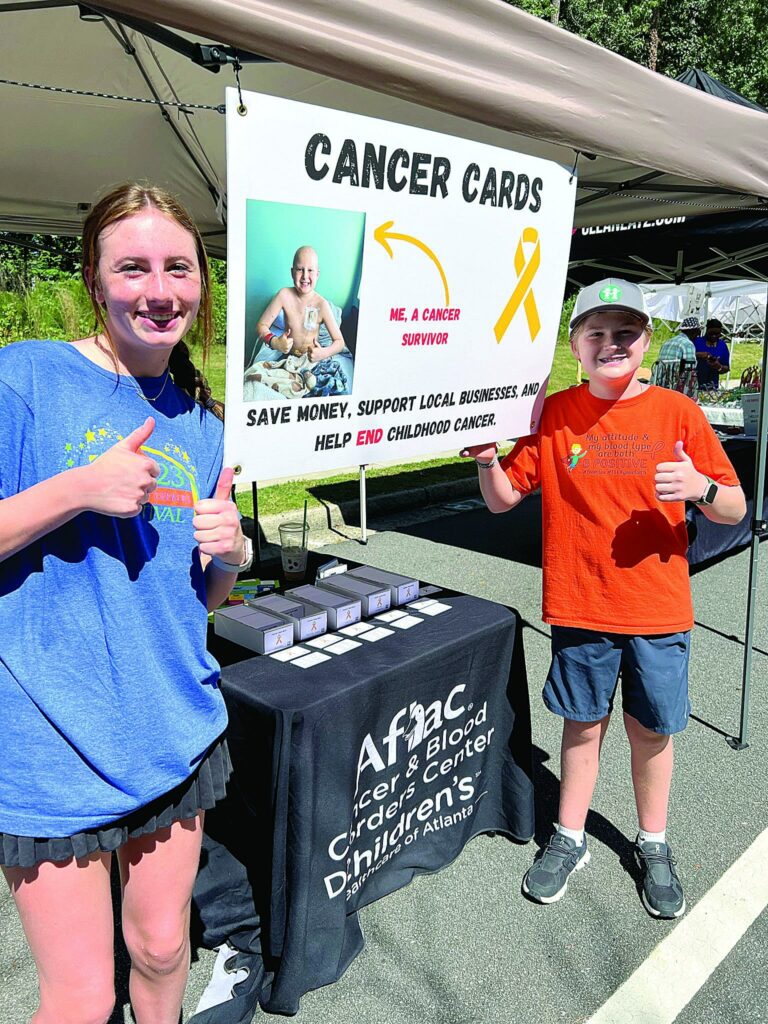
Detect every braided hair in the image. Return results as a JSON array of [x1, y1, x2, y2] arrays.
[[169, 340, 224, 418], [81, 182, 223, 421]]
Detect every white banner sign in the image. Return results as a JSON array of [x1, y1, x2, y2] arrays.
[[224, 89, 576, 482]]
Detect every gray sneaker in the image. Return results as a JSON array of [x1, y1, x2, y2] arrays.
[[634, 839, 686, 919], [522, 831, 590, 903]]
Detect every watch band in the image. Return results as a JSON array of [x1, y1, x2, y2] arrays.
[[694, 476, 718, 506], [211, 534, 254, 573]]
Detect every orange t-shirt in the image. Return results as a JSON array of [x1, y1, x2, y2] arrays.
[[500, 384, 740, 634]]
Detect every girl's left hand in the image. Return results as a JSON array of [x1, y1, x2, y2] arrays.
[[193, 467, 244, 564]]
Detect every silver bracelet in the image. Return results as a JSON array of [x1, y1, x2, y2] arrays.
[[476, 456, 499, 470]]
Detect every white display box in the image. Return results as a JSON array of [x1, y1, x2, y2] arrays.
[[249, 594, 328, 642], [285, 585, 362, 630], [214, 605, 294, 655], [345, 566, 419, 606], [316, 575, 391, 617]]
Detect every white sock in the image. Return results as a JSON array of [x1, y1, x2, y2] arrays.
[[638, 828, 666, 846], [556, 823, 585, 845]]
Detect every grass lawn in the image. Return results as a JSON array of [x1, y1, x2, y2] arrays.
[[189, 330, 764, 518]]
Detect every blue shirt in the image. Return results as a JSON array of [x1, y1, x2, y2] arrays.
[[694, 336, 730, 389], [0, 341, 227, 836]]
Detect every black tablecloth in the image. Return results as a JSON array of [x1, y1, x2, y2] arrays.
[[687, 438, 768, 569], [192, 594, 534, 1019]]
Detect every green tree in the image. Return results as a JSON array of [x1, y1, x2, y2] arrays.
[[508, 0, 768, 106], [0, 233, 81, 291]]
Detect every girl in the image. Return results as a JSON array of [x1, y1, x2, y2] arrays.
[[0, 183, 250, 1024]]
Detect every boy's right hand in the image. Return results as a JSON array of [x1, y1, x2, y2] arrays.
[[460, 443, 498, 463], [79, 417, 160, 518], [279, 327, 294, 354]]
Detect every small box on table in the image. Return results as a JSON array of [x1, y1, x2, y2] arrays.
[[248, 594, 328, 642], [285, 585, 362, 630], [214, 605, 294, 655], [345, 566, 419, 606], [315, 575, 391, 617]]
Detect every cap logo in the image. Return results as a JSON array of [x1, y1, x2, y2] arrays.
[[599, 285, 622, 303]]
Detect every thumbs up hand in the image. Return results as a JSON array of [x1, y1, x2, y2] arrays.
[[276, 327, 294, 355], [655, 440, 707, 503], [82, 417, 160, 517], [193, 466, 244, 565]]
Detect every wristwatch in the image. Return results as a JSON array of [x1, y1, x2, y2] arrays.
[[694, 476, 719, 506], [211, 534, 254, 573]]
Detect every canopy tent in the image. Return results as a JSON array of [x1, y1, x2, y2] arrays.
[[0, 0, 765, 747], [568, 72, 768, 289], [3, 0, 768, 256], [569, 210, 768, 289], [676, 67, 767, 112], [642, 280, 766, 341]]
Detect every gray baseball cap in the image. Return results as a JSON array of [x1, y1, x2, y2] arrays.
[[569, 278, 650, 331]]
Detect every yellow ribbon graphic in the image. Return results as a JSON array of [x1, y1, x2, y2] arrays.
[[494, 227, 541, 343]]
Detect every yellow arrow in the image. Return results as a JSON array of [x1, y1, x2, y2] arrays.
[[374, 220, 450, 307], [494, 227, 541, 343]]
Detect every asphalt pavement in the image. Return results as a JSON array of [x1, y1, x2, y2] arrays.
[[1, 497, 766, 1024]]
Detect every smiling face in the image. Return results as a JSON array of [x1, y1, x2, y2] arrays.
[[570, 311, 651, 399], [291, 246, 319, 295], [90, 208, 201, 373]]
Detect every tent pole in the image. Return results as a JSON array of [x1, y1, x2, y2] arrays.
[[252, 481, 262, 570], [727, 289, 768, 750], [729, 295, 740, 385], [359, 465, 368, 545]]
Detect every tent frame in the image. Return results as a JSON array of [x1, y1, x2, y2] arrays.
[[728, 309, 768, 749]]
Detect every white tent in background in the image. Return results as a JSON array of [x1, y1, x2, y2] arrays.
[[642, 279, 767, 365]]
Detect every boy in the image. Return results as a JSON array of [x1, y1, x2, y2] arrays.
[[255, 245, 345, 363], [463, 278, 745, 918]]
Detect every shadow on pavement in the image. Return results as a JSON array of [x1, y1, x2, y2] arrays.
[[394, 495, 543, 568]]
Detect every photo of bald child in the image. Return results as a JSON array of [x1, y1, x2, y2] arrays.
[[244, 245, 353, 400]]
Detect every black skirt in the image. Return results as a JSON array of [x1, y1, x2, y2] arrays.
[[0, 734, 231, 870]]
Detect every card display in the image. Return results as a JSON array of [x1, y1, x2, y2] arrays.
[[346, 566, 419, 606], [417, 602, 451, 616], [338, 622, 374, 637], [324, 638, 363, 654], [306, 635, 343, 650], [270, 646, 310, 662], [388, 614, 423, 629], [316, 576, 391, 617], [358, 626, 394, 642], [293, 651, 333, 669], [374, 609, 408, 623]]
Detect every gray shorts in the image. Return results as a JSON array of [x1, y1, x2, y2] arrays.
[[543, 626, 691, 735]]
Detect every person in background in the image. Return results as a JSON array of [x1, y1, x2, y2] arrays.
[[0, 183, 252, 1024], [462, 278, 745, 920], [694, 317, 730, 390], [650, 314, 699, 399]]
